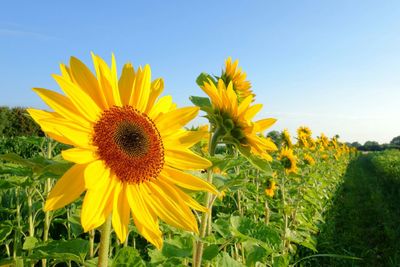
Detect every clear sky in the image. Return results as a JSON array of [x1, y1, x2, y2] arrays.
[[1, 1, 399, 144]]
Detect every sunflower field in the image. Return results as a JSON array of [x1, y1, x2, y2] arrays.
[[2, 55, 392, 267]]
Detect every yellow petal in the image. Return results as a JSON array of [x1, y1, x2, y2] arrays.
[[110, 53, 122, 106], [39, 118, 92, 148], [148, 95, 173, 120], [91, 53, 118, 107], [255, 118, 277, 132], [130, 65, 151, 112], [81, 176, 117, 231], [84, 160, 110, 190], [201, 80, 222, 109], [126, 184, 163, 249], [237, 95, 253, 117], [155, 107, 199, 134], [32, 88, 91, 128], [171, 184, 208, 212], [226, 82, 238, 114], [163, 129, 207, 149], [112, 183, 130, 243], [69, 57, 108, 110], [165, 148, 212, 170], [52, 75, 102, 122], [161, 167, 218, 194], [44, 164, 86, 211], [118, 63, 135, 106], [62, 148, 97, 164], [27, 109, 74, 145], [145, 78, 164, 114], [244, 104, 263, 121], [142, 182, 197, 233]]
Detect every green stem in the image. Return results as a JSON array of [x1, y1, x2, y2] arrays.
[[281, 174, 289, 252], [192, 126, 221, 267], [98, 215, 112, 267], [89, 230, 95, 258]]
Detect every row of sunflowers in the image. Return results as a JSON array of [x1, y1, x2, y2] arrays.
[[0, 55, 356, 266]]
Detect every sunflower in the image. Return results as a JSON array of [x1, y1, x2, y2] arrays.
[[221, 57, 254, 101], [265, 180, 277, 197], [27, 54, 218, 249], [281, 129, 292, 148], [201, 79, 277, 160], [303, 154, 315, 166], [278, 147, 297, 174], [297, 126, 312, 137]]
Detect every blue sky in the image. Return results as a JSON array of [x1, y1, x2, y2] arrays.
[[1, 1, 399, 144]]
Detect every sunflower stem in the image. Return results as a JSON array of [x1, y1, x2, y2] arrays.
[[193, 125, 221, 267], [98, 215, 112, 267]]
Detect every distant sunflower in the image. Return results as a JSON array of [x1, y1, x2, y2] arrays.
[[297, 126, 312, 137], [281, 129, 292, 148], [221, 57, 254, 101], [303, 154, 315, 166], [278, 147, 297, 174], [201, 79, 277, 160], [28, 54, 217, 249], [265, 180, 277, 197]]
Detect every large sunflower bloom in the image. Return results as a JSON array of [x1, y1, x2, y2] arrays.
[[221, 57, 254, 101], [27, 54, 217, 249], [201, 79, 277, 160]]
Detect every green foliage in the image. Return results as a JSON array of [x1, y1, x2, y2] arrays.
[[0, 106, 43, 137]]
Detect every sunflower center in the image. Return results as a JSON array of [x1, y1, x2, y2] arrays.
[[93, 106, 164, 184], [281, 156, 293, 169], [114, 122, 149, 157]]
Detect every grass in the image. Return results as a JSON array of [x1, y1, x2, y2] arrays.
[[305, 153, 400, 266]]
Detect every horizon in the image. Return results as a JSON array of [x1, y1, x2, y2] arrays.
[[1, 1, 399, 144]]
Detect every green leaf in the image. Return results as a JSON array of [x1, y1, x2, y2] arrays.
[[237, 146, 273, 175], [214, 218, 231, 238], [189, 96, 211, 110], [202, 244, 219, 261], [245, 246, 267, 267], [112, 247, 145, 267], [0, 221, 13, 243], [23, 236, 39, 250], [28, 239, 89, 264], [162, 239, 192, 258], [196, 72, 215, 87], [217, 252, 245, 267]]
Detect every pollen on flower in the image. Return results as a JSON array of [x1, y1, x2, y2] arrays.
[[93, 106, 164, 184]]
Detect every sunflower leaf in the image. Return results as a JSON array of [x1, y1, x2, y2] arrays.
[[189, 96, 211, 110], [237, 146, 273, 175]]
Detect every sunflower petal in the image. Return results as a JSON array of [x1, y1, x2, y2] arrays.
[[81, 176, 117, 231], [69, 57, 108, 109], [165, 148, 212, 170], [44, 164, 86, 211], [118, 63, 135, 106], [39, 118, 92, 148], [126, 184, 163, 249], [255, 118, 277, 132], [161, 167, 218, 194], [52, 75, 102, 122], [62, 148, 97, 164], [32, 88, 91, 128], [142, 182, 197, 233], [27, 109, 74, 145], [84, 160, 110, 190], [155, 107, 199, 133], [243, 104, 263, 121], [112, 183, 130, 243], [148, 95, 173, 120]]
